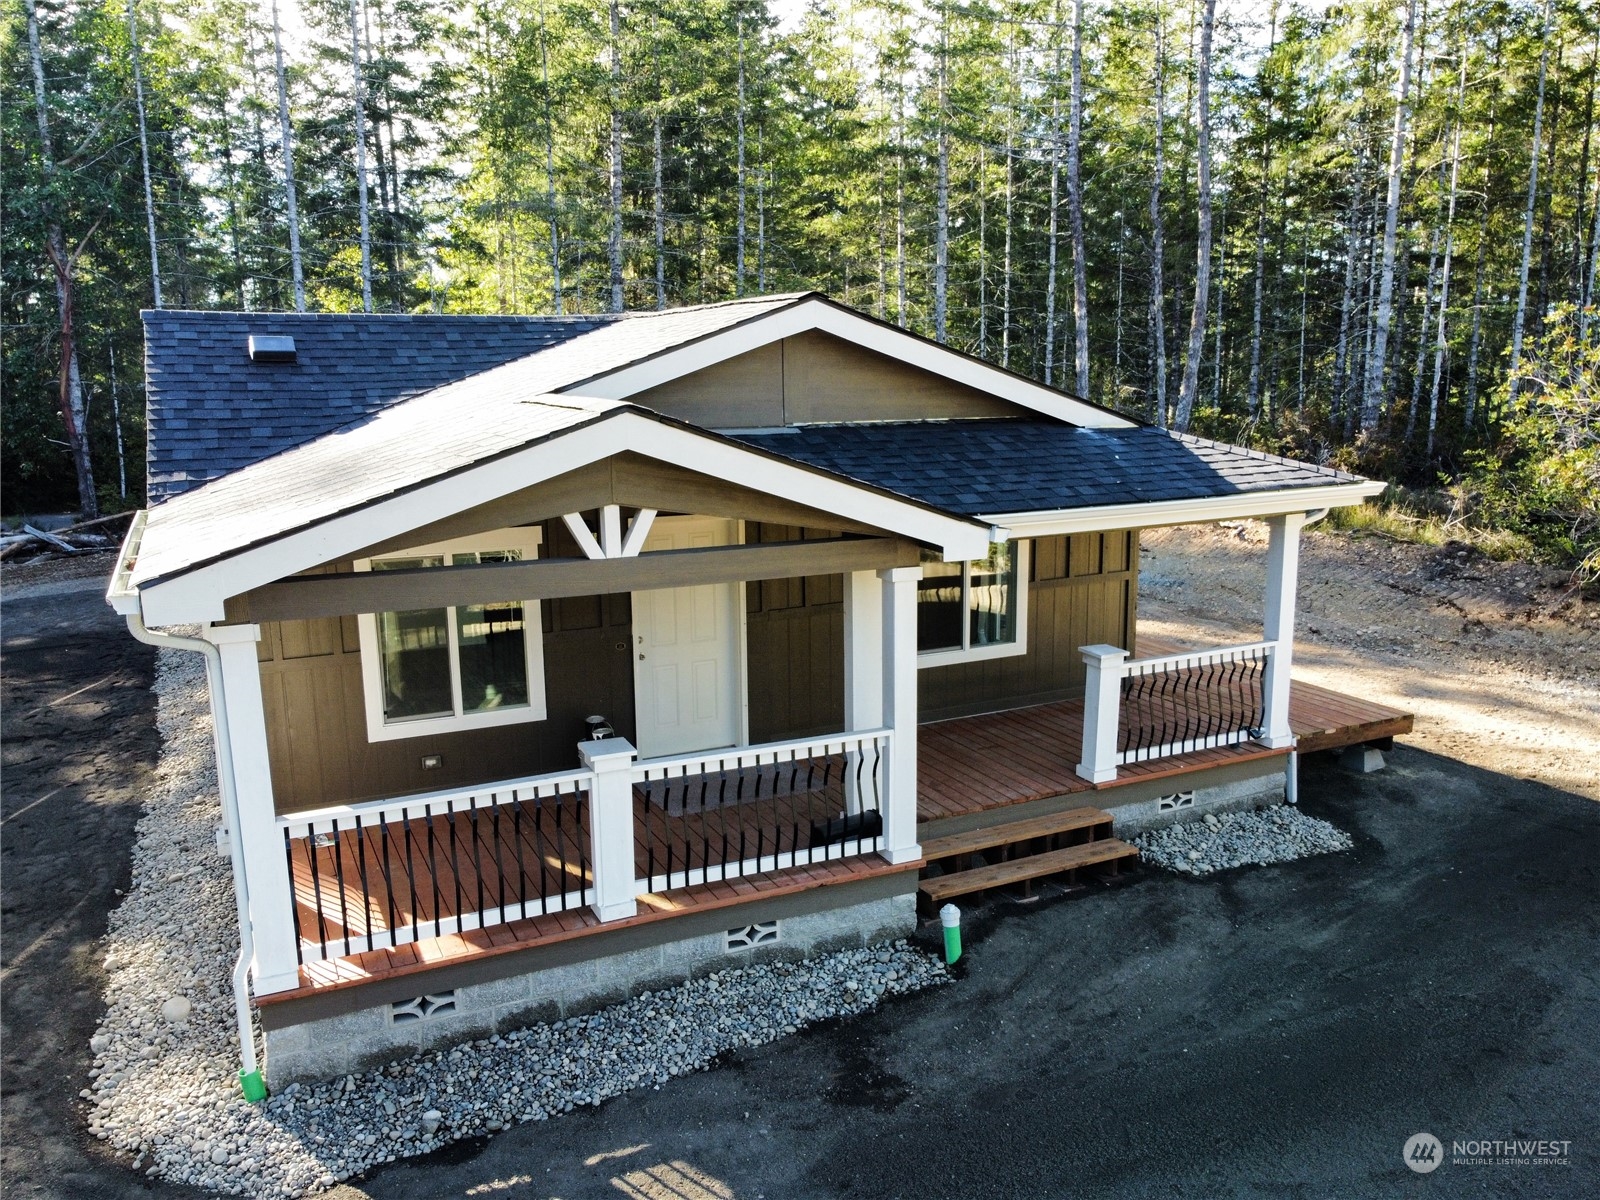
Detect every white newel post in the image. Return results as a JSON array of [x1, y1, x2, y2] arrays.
[[203, 624, 301, 996], [579, 737, 639, 921], [1076, 644, 1129, 784], [842, 569, 884, 815], [1260, 512, 1306, 749], [877, 566, 922, 864]]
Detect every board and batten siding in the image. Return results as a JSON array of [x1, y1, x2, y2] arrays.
[[918, 530, 1139, 723], [630, 329, 1028, 427], [744, 523, 846, 743], [257, 520, 636, 816]]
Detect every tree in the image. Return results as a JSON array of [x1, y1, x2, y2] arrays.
[[1173, 0, 1215, 432]]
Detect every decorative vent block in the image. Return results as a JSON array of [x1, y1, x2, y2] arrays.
[[1158, 791, 1197, 812], [725, 921, 780, 952], [389, 992, 457, 1023]]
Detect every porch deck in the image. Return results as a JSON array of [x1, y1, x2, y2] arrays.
[[266, 659, 1410, 1003]]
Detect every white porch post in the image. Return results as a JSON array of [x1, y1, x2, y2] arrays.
[[1076, 644, 1128, 784], [202, 624, 301, 996], [843, 569, 884, 815], [579, 737, 639, 921], [1260, 512, 1307, 749], [877, 566, 922, 864]]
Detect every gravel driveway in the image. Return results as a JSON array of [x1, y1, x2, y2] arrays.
[[5, 561, 1597, 1198]]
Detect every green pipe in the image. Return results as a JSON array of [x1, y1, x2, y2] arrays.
[[239, 1068, 268, 1103], [940, 903, 962, 965]]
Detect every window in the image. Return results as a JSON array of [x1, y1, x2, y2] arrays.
[[355, 531, 546, 741], [916, 540, 1028, 668]]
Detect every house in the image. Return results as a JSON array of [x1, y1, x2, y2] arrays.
[[106, 292, 1412, 1095]]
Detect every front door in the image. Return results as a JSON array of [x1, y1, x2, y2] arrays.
[[631, 518, 741, 758]]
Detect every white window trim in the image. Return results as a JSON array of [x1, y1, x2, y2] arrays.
[[917, 539, 1030, 669], [354, 529, 547, 742]]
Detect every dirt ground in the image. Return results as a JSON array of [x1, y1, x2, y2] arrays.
[[1138, 523, 1600, 802], [3, 539, 1597, 1199], [0, 558, 196, 1199]]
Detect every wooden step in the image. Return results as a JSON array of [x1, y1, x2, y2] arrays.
[[918, 837, 1139, 908], [920, 806, 1114, 862]]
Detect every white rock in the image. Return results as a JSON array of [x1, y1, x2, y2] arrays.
[[161, 996, 192, 1025]]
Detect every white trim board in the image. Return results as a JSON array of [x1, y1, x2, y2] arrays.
[[134, 411, 995, 626], [562, 296, 1134, 431], [981, 480, 1388, 536]]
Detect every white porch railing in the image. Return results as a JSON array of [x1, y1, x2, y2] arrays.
[[278, 767, 594, 963], [276, 728, 898, 967], [628, 729, 891, 896], [1076, 641, 1285, 784]]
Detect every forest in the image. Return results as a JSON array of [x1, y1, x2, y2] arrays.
[[4, 0, 1597, 578]]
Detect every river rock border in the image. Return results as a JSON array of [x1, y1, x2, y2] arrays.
[[1132, 804, 1354, 876], [84, 651, 947, 1197]]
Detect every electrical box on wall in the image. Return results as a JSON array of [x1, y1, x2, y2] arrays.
[[420, 754, 443, 770]]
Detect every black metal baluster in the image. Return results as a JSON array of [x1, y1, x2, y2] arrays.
[[511, 795, 529, 918], [331, 823, 351, 956], [307, 828, 329, 955], [424, 804, 443, 940], [404, 813, 420, 945], [353, 814, 371, 951], [490, 797, 507, 926], [377, 816, 398, 950], [285, 828, 305, 965], [445, 800, 466, 935]]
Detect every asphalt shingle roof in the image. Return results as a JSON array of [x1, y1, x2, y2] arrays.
[[131, 297, 804, 586], [142, 310, 614, 502], [733, 420, 1363, 515]]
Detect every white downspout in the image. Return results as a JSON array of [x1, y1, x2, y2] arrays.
[[123, 613, 264, 1094]]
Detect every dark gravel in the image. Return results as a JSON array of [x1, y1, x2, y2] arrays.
[[4, 576, 1596, 1198]]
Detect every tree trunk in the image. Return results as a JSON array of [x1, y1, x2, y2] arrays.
[[608, 0, 624, 313], [1066, 0, 1088, 395], [1002, 38, 1015, 369], [1359, 0, 1416, 434], [757, 126, 767, 292], [348, 0, 373, 312], [1331, 149, 1363, 428], [538, 0, 562, 313], [1463, 32, 1500, 432], [933, 13, 949, 343], [1045, 8, 1062, 387], [1149, 4, 1168, 427], [736, 17, 747, 296], [1426, 55, 1466, 460], [270, 0, 305, 311], [1243, 3, 1277, 421], [25, 0, 96, 517], [654, 107, 666, 310], [978, 145, 988, 356], [1507, 0, 1554, 403], [126, 0, 163, 308], [1404, 219, 1440, 443], [1173, 0, 1216, 432]]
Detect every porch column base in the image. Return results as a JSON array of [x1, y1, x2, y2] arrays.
[[252, 969, 304, 997], [1075, 764, 1119, 786], [580, 738, 639, 924]]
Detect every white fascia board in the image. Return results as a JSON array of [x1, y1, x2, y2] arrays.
[[568, 297, 1135, 430], [104, 509, 148, 615], [981, 479, 1388, 536], [136, 412, 991, 626]]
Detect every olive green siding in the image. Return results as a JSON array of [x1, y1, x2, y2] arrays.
[[260, 520, 636, 816], [918, 531, 1139, 722], [631, 330, 1028, 427], [257, 525, 1138, 814], [744, 523, 846, 743]]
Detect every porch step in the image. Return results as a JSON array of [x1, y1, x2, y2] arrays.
[[919, 805, 1114, 863], [918, 838, 1139, 910]]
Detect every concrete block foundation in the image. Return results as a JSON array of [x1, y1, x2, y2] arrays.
[[263, 889, 916, 1088]]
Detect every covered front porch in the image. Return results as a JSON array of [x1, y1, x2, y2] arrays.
[[262, 641, 1411, 1003]]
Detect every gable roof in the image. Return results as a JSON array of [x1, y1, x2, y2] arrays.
[[142, 310, 613, 501], [734, 421, 1365, 515], [141, 293, 1136, 503]]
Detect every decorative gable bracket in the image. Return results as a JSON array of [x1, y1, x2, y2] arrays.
[[561, 504, 658, 560]]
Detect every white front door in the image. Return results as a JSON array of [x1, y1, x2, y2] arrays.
[[631, 518, 742, 758]]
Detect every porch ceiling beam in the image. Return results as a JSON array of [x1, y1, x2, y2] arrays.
[[235, 536, 922, 623]]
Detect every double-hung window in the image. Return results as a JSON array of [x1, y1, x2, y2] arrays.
[[916, 539, 1029, 668], [354, 530, 547, 741]]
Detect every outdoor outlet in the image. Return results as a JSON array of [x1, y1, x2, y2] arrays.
[[421, 754, 443, 770]]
